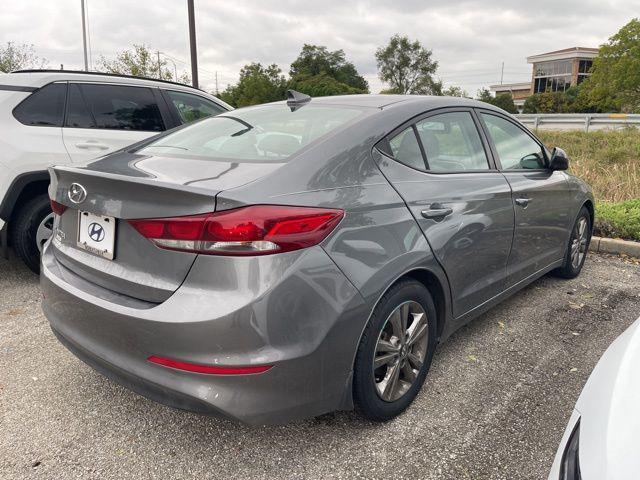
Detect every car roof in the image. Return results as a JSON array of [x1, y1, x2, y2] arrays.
[[2, 69, 213, 95], [272, 93, 499, 111]]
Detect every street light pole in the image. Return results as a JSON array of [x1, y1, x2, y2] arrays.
[[81, 0, 88, 71], [187, 0, 199, 89]]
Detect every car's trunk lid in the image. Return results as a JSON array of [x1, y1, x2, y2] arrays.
[[48, 153, 285, 303]]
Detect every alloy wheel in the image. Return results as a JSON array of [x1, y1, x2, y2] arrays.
[[570, 216, 588, 269], [373, 301, 429, 402], [36, 213, 54, 253]]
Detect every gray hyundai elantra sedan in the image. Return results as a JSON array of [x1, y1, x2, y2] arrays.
[[41, 92, 593, 424]]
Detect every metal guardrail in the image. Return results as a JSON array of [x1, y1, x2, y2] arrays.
[[514, 113, 640, 132]]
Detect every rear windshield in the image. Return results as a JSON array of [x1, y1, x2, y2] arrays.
[[136, 104, 365, 162]]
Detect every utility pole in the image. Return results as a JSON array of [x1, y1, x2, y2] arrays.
[[215, 71, 219, 95], [81, 0, 88, 71], [157, 50, 162, 78], [500, 61, 504, 85], [187, 0, 199, 89]]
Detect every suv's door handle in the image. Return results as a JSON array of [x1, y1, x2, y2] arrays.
[[515, 198, 531, 208], [75, 142, 109, 150], [421, 205, 453, 219]]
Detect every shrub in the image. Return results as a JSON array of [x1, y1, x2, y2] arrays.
[[595, 199, 640, 241]]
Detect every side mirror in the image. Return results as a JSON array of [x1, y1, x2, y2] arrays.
[[549, 147, 569, 171]]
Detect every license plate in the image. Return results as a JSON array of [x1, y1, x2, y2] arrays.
[[77, 211, 116, 260]]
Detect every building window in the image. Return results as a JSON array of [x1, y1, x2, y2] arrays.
[[533, 59, 574, 93], [534, 75, 572, 93], [578, 60, 593, 74], [535, 60, 572, 77]]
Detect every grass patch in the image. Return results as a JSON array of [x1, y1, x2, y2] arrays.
[[594, 199, 640, 242], [537, 128, 640, 203], [536, 128, 640, 241]]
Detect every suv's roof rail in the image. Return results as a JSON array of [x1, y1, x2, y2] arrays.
[[10, 69, 208, 93]]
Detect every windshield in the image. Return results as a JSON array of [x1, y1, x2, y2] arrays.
[[137, 104, 365, 162]]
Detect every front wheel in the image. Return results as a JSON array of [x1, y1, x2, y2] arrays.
[[552, 206, 591, 279], [353, 279, 437, 421]]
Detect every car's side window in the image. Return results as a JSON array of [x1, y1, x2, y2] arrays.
[[13, 82, 67, 127], [166, 90, 225, 123], [66, 84, 96, 128], [67, 83, 164, 132], [480, 113, 545, 170], [388, 127, 426, 170], [415, 112, 489, 171]]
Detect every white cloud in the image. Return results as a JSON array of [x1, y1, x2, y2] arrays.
[[1, 0, 638, 95]]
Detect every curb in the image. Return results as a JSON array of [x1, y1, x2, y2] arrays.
[[589, 236, 640, 258]]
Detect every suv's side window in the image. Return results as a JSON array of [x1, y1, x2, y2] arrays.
[[66, 83, 164, 132], [66, 83, 95, 128], [166, 90, 225, 123], [415, 112, 489, 171], [480, 113, 545, 170], [13, 82, 67, 127], [388, 127, 425, 170]]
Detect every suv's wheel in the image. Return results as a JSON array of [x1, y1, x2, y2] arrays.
[[353, 279, 437, 421], [552, 206, 592, 279], [10, 195, 52, 274]]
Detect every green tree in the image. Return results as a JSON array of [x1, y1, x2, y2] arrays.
[[375, 35, 441, 94], [219, 63, 287, 107], [522, 86, 596, 113], [442, 86, 468, 97], [288, 73, 362, 97], [522, 94, 540, 113], [290, 44, 368, 92], [561, 85, 593, 113], [477, 88, 518, 113], [582, 18, 640, 112], [98, 44, 189, 84], [0, 42, 47, 72]]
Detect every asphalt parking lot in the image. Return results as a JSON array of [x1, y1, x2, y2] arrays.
[[1, 252, 639, 480]]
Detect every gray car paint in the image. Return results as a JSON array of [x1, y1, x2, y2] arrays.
[[41, 95, 594, 424]]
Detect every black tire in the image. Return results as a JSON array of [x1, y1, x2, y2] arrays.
[[9, 195, 52, 274], [354, 279, 437, 422], [552, 206, 592, 279]]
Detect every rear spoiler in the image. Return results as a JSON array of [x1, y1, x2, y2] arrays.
[[49, 166, 218, 220]]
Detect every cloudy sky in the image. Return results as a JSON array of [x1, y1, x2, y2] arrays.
[[2, 0, 638, 95]]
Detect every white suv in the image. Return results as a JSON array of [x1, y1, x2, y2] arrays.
[[0, 70, 231, 272]]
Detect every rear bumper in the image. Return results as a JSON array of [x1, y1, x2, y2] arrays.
[[51, 325, 220, 415], [41, 242, 366, 424]]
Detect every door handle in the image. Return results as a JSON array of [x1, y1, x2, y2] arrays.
[[75, 141, 109, 150], [421, 205, 453, 219], [515, 198, 531, 208]]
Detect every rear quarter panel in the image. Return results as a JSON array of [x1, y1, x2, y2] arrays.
[[215, 115, 453, 347], [0, 89, 69, 215]]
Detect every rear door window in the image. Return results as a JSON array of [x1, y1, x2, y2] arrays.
[[388, 127, 425, 170], [415, 112, 489, 171], [166, 90, 225, 123], [68, 84, 164, 132], [13, 82, 67, 127], [65, 83, 95, 128]]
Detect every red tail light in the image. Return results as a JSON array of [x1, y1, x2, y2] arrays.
[[128, 205, 344, 256], [148, 355, 272, 375], [50, 199, 67, 216]]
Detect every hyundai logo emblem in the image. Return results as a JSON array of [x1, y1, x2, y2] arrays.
[[88, 222, 105, 242], [68, 183, 87, 204]]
